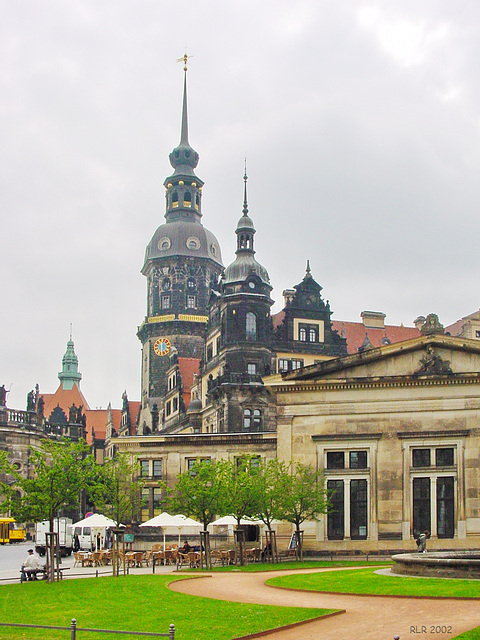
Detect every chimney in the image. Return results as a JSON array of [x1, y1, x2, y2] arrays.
[[413, 316, 426, 331], [283, 289, 295, 307], [361, 311, 386, 329]]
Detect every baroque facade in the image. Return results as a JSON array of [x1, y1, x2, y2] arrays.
[[100, 69, 480, 551]]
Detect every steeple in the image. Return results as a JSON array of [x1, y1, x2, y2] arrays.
[[223, 169, 270, 287], [235, 164, 256, 255], [164, 58, 204, 223], [58, 335, 82, 390]]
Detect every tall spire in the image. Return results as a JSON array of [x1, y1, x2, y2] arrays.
[[164, 54, 203, 222], [180, 59, 189, 145], [242, 159, 249, 217], [176, 52, 193, 147]]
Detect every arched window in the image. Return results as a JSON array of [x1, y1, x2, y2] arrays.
[[172, 190, 179, 208], [299, 327, 306, 342], [309, 327, 317, 342], [195, 193, 200, 210], [243, 409, 251, 431], [184, 191, 191, 207], [246, 312, 257, 341], [253, 409, 262, 431]]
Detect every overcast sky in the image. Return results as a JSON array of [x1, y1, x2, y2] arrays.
[[2, 1, 480, 410]]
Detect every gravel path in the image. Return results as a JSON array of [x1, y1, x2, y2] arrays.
[[169, 567, 480, 640]]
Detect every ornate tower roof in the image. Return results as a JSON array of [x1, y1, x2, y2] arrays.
[[58, 336, 82, 390], [142, 61, 223, 271], [224, 169, 270, 286]]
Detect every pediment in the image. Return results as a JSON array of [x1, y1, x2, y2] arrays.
[[283, 335, 480, 382]]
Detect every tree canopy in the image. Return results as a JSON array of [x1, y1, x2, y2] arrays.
[[5, 438, 96, 529], [90, 452, 145, 525], [168, 459, 223, 531]]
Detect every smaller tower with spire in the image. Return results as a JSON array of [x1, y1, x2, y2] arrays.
[[58, 335, 82, 390], [200, 169, 275, 434]]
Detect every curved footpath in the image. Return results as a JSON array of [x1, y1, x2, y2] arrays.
[[169, 567, 480, 640]]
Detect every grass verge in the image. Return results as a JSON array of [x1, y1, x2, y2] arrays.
[[267, 567, 480, 598], [187, 560, 392, 573], [0, 574, 335, 640]]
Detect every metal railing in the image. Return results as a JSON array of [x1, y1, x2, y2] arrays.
[[0, 620, 175, 639]]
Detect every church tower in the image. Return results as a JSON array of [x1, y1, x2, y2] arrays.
[[200, 170, 275, 433], [137, 63, 223, 429]]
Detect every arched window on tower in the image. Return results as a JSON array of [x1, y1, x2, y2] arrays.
[[184, 191, 191, 208], [195, 193, 200, 210], [246, 312, 257, 341], [172, 191, 179, 208]]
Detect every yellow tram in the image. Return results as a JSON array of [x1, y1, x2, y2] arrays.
[[0, 517, 26, 544]]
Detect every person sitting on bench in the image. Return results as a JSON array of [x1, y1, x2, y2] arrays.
[[21, 549, 43, 582]]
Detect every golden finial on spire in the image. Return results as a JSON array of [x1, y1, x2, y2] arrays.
[[177, 52, 193, 72]]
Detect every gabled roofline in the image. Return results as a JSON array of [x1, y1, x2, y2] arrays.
[[280, 333, 480, 382]]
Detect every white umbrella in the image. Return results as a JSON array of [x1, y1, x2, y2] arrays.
[[140, 512, 196, 551], [210, 515, 263, 526], [72, 513, 119, 551], [72, 513, 118, 528], [174, 514, 203, 545]]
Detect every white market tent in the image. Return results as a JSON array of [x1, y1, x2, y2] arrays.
[[140, 512, 202, 551], [72, 513, 119, 551], [73, 514, 118, 529], [210, 516, 264, 526]]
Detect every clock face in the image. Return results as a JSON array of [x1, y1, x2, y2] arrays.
[[153, 337, 171, 357]]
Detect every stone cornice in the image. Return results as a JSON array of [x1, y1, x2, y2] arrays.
[[270, 372, 480, 394], [278, 334, 480, 383], [116, 433, 277, 449]]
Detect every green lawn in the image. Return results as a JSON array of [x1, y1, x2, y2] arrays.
[[267, 566, 480, 598], [190, 560, 392, 573], [0, 574, 335, 640]]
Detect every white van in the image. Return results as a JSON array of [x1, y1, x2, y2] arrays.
[[73, 525, 98, 551], [35, 518, 73, 556]]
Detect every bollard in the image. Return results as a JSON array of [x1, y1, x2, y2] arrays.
[[152, 556, 156, 574], [169, 623, 175, 640], [71, 618, 77, 640], [96, 569, 98, 578]]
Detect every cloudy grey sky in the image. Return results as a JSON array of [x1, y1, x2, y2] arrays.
[[2, 1, 480, 410]]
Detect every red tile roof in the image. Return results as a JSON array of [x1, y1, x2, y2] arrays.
[[446, 310, 480, 337], [331, 320, 420, 354], [42, 383, 90, 420], [178, 358, 200, 409]]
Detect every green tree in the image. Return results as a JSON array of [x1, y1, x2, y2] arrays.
[[169, 458, 225, 569], [217, 456, 263, 565], [90, 452, 145, 526], [276, 462, 330, 561], [6, 438, 95, 532], [169, 459, 223, 531], [251, 459, 290, 562]]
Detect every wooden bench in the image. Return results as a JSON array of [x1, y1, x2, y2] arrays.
[[20, 567, 47, 582], [20, 566, 70, 583]]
